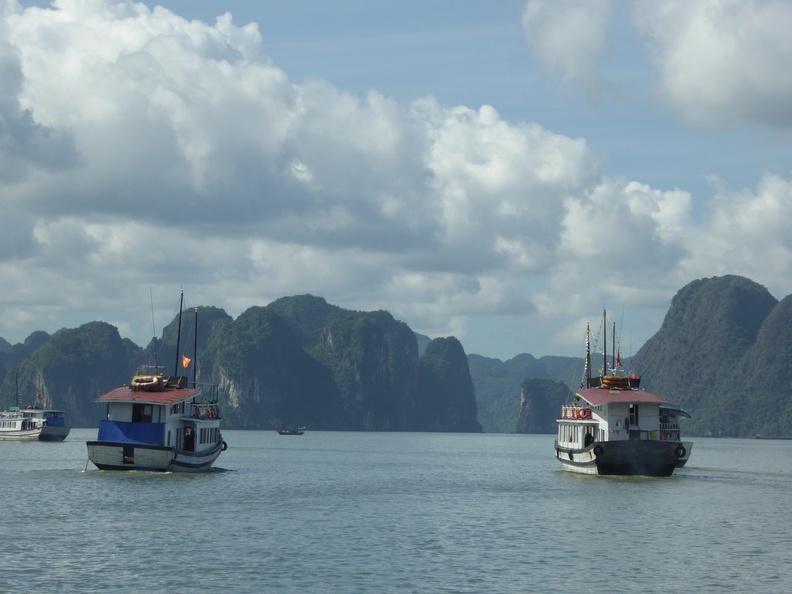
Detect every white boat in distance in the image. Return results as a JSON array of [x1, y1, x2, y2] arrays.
[[554, 311, 692, 477], [0, 408, 44, 441], [86, 295, 226, 472], [0, 398, 70, 442]]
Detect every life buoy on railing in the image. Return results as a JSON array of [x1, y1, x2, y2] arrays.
[[578, 408, 591, 420]]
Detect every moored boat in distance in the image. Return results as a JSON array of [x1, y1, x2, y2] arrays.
[[277, 426, 305, 435], [86, 293, 226, 472], [0, 395, 70, 442], [554, 311, 692, 477], [0, 407, 44, 441]]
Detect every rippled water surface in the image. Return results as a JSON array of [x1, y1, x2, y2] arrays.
[[2, 430, 790, 593]]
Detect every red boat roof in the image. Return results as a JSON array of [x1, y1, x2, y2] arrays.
[[577, 387, 670, 406], [97, 386, 201, 405]]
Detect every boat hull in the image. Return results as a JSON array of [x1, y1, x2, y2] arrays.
[[675, 441, 693, 468], [0, 428, 42, 441], [555, 439, 683, 477], [39, 426, 70, 442], [86, 440, 223, 473]]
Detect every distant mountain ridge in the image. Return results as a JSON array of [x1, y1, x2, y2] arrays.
[[2, 276, 792, 437], [0, 295, 481, 432]]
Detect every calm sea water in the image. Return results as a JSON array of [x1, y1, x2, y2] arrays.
[[2, 430, 790, 593]]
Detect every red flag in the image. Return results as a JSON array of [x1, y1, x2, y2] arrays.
[[182, 355, 191, 369], [616, 352, 622, 367]]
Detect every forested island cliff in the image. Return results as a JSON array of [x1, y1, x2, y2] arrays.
[[2, 275, 791, 437], [0, 295, 481, 432]]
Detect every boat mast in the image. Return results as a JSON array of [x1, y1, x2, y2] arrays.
[[612, 321, 617, 372], [150, 288, 159, 371], [192, 308, 198, 388], [602, 309, 607, 377], [585, 323, 591, 388], [173, 291, 184, 377]]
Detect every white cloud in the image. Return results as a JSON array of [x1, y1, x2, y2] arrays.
[[631, 0, 792, 127], [0, 0, 790, 360], [683, 172, 792, 279], [522, 0, 611, 91]]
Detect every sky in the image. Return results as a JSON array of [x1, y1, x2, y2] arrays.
[[1, 0, 791, 360]]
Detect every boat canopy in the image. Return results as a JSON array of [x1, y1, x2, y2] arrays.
[[659, 406, 692, 418], [96, 386, 201, 405], [577, 387, 670, 407]]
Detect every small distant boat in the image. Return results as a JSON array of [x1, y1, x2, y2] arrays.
[[554, 311, 692, 477], [0, 395, 70, 442], [86, 293, 226, 472], [277, 426, 305, 435], [0, 407, 44, 441]]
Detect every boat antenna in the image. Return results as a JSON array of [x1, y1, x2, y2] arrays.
[[15, 368, 19, 408], [192, 308, 198, 388], [174, 290, 184, 378]]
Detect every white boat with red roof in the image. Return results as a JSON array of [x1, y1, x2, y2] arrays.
[[554, 311, 691, 477]]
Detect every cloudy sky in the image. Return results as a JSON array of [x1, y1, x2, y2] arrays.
[[2, 0, 791, 360]]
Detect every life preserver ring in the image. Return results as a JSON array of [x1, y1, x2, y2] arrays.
[[221, 440, 228, 451], [593, 445, 604, 456], [675, 445, 686, 458], [578, 408, 591, 420]]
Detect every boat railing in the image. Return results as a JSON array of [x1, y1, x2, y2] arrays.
[[561, 406, 594, 420], [191, 403, 221, 419], [609, 428, 665, 441]]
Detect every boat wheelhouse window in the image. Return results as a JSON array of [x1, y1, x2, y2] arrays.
[[132, 403, 153, 423], [629, 403, 639, 427]]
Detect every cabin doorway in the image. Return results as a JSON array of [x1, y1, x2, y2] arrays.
[[629, 403, 640, 439], [132, 403, 153, 423], [184, 427, 195, 452]]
